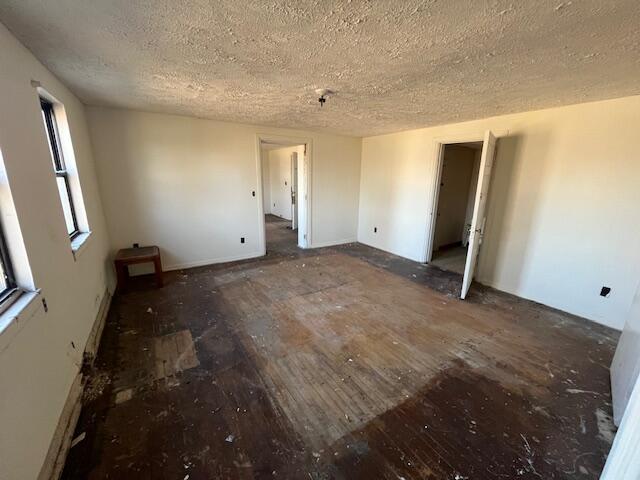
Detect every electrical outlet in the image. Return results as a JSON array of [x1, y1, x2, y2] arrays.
[[133, 243, 139, 248], [252, 191, 255, 197], [240, 237, 245, 244]]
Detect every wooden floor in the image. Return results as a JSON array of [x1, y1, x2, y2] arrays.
[[62, 217, 618, 479]]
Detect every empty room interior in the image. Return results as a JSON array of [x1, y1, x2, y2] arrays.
[[1, 1, 640, 479]]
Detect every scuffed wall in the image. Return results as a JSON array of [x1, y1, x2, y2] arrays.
[[0, 23, 112, 479]]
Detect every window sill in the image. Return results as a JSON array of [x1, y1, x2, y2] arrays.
[[0, 290, 41, 354], [71, 231, 92, 261]]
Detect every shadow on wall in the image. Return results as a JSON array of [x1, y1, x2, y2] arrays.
[[476, 130, 553, 293]]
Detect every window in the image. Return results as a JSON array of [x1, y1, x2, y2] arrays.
[[0, 218, 18, 313], [40, 99, 79, 238]]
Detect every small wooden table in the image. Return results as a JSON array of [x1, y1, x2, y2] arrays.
[[114, 246, 163, 291]]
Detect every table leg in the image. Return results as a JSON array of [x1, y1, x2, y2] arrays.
[[115, 262, 128, 292], [153, 255, 164, 288]]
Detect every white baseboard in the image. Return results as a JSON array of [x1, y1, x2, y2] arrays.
[[164, 251, 264, 271], [37, 289, 112, 480], [310, 238, 357, 249], [355, 239, 423, 263]]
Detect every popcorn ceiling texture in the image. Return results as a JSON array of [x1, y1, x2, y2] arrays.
[[1, 0, 639, 136]]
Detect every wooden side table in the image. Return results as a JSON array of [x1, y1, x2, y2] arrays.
[[114, 246, 163, 291]]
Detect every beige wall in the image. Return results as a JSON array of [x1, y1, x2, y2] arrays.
[[433, 145, 476, 250], [87, 107, 361, 269], [0, 23, 112, 479], [358, 96, 640, 330]]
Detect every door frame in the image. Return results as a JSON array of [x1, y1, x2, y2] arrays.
[[255, 133, 313, 253], [423, 134, 486, 263], [290, 151, 298, 230]]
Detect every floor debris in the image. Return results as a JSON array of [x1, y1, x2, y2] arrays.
[[61, 216, 618, 479], [114, 388, 133, 404], [70, 432, 86, 448]]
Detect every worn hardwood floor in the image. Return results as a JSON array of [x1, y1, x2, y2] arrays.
[[62, 215, 618, 479]]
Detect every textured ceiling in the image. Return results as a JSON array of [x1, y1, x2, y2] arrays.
[[1, 0, 639, 137]]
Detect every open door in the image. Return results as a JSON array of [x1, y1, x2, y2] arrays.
[[291, 152, 298, 230], [601, 282, 640, 479], [611, 282, 640, 425], [461, 130, 497, 299]]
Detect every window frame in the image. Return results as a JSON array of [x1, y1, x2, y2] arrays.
[[40, 98, 80, 239], [0, 218, 19, 315]]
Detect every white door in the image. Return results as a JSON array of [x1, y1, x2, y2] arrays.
[[461, 130, 497, 299], [602, 282, 640, 479], [611, 282, 640, 425], [291, 152, 298, 230]]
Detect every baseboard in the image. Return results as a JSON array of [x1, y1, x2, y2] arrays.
[[37, 289, 112, 480], [354, 239, 424, 262], [85, 289, 112, 361], [37, 372, 83, 480], [164, 251, 264, 271], [310, 238, 357, 249]]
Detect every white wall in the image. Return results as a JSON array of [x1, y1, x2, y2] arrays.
[[267, 146, 295, 221], [87, 107, 361, 269], [358, 96, 640, 330], [0, 23, 112, 479]]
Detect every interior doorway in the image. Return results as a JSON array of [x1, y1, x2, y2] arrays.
[[259, 138, 309, 255], [430, 143, 483, 274], [426, 130, 497, 299]]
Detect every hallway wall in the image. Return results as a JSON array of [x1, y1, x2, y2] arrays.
[[266, 146, 295, 221], [433, 145, 476, 250]]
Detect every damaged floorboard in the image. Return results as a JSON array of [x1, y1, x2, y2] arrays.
[[62, 216, 618, 479]]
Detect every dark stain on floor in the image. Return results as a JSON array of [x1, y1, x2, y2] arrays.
[[317, 359, 613, 479], [62, 215, 618, 479]]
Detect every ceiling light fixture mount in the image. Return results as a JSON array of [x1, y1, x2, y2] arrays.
[[315, 88, 334, 107]]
